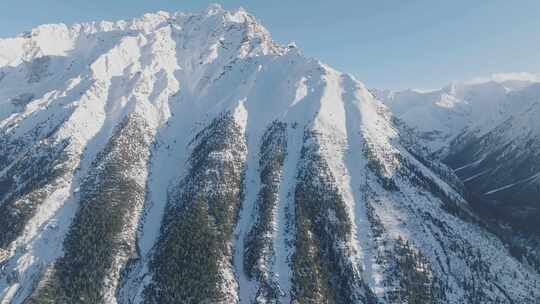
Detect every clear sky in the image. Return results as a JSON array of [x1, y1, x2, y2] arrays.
[[0, 0, 538, 90]]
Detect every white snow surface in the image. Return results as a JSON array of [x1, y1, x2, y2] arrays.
[[377, 75, 540, 153]]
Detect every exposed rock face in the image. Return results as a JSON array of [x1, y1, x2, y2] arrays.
[[0, 6, 538, 304]]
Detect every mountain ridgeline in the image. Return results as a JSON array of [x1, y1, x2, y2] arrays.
[[0, 5, 538, 304], [379, 79, 540, 274]]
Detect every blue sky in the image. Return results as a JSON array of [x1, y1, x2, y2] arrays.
[[1, 0, 538, 90]]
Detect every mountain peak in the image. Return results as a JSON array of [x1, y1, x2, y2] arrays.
[[204, 3, 225, 15], [0, 5, 281, 68]]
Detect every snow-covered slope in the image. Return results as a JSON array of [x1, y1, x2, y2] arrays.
[[377, 75, 539, 149], [0, 6, 538, 304], [379, 75, 540, 272]]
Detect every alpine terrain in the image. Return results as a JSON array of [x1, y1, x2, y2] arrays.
[[378, 75, 540, 277], [0, 5, 538, 304]]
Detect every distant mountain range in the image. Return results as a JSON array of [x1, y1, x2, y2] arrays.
[[378, 76, 540, 269]]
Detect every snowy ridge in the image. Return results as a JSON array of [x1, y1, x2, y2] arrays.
[[380, 75, 540, 293], [377, 75, 540, 153], [0, 5, 538, 304], [379, 78, 540, 212]]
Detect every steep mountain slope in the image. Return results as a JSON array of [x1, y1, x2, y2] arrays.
[[0, 6, 538, 304], [378, 76, 540, 270]]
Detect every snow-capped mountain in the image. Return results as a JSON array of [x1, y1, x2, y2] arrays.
[[0, 5, 538, 304], [375, 74, 540, 152], [378, 75, 540, 273]]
